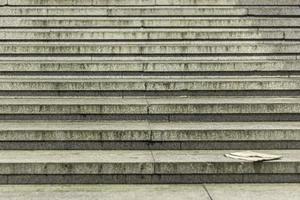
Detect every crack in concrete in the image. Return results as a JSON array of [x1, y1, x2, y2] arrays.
[[203, 184, 214, 200]]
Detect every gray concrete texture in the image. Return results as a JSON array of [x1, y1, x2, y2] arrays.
[[0, 97, 299, 114], [0, 76, 299, 90], [0, 150, 298, 175], [1, 60, 300, 72], [1, 41, 300, 55], [0, 121, 299, 142], [1, 17, 299, 28], [2, 29, 297, 40], [1, 7, 300, 16], [0, 184, 299, 200], [3, 0, 300, 5]]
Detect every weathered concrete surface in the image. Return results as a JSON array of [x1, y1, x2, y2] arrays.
[[0, 121, 299, 142], [1, 17, 299, 28], [0, 76, 299, 91], [0, 150, 298, 175], [1, 60, 300, 72], [0, 97, 300, 114], [5, 0, 300, 6], [1, 41, 300, 55], [1, 0, 300, 185], [0, 184, 299, 200], [1, 7, 300, 16], [0, 150, 154, 174], [152, 150, 300, 174], [206, 184, 300, 200], [0, 29, 288, 40], [0, 185, 210, 200]]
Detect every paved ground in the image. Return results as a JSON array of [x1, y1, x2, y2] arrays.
[[0, 184, 298, 200]]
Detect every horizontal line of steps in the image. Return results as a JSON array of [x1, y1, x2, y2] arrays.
[[1, 17, 300, 28], [1, 55, 298, 61], [0, 150, 298, 183], [0, 60, 299, 72], [0, 121, 298, 150], [0, 76, 299, 90], [2, 0, 300, 6], [1, 41, 300, 55], [0, 96, 299, 115], [2, 6, 300, 16], [1, 29, 299, 40]]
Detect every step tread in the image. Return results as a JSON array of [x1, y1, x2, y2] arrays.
[[1, 6, 299, 16], [0, 121, 299, 142], [0, 149, 298, 164], [3, 0, 300, 6], [0, 76, 298, 81], [0, 121, 299, 130], [2, 17, 299, 28], [0, 97, 299, 104]]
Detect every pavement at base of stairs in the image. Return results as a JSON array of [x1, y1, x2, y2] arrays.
[[0, 184, 299, 200]]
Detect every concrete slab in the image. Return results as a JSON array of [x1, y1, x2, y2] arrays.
[[2, 6, 299, 17], [0, 28, 286, 40], [0, 76, 299, 91], [1, 59, 300, 72], [0, 150, 154, 174], [0, 97, 299, 114], [1, 17, 299, 28], [0, 185, 210, 200], [0, 121, 299, 142], [152, 150, 300, 174], [1, 41, 300, 55], [206, 184, 300, 200], [6, 0, 300, 6]]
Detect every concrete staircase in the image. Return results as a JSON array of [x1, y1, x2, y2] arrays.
[[0, 0, 299, 184]]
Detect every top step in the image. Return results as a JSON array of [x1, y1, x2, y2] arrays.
[[1, 0, 300, 6]]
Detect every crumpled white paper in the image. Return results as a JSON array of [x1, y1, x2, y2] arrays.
[[225, 151, 282, 162]]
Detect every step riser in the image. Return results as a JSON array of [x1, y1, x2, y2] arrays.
[[0, 141, 298, 150], [2, 43, 300, 55], [2, 7, 300, 16], [3, 72, 300, 76], [1, 130, 298, 141], [1, 61, 299, 72], [3, 0, 300, 6], [0, 174, 299, 184], [0, 82, 299, 91], [1, 174, 300, 184], [0, 104, 299, 114], [1, 91, 300, 97], [0, 31, 290, 40], [0, 163, 296, 175], [2, 18, 300, 28], [0, 114, 300, 122]]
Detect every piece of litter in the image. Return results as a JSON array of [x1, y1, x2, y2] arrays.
[[224, 151, 282, 162]]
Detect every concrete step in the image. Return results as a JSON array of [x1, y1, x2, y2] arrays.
[[0, 121, 299, 150], [0, 60, 300, 73], [0, 76, 299, 91], [0, 97, 299, 122], [1, 41, 300, 55], [2, 0, 300, 6], [2, 28, 298, 41], [0, 150, 298, 183], [1, 6, 300, 16], [1, 17, 300, 28]]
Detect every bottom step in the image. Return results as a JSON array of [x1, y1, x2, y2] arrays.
[[0, 150, 299, 184]]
